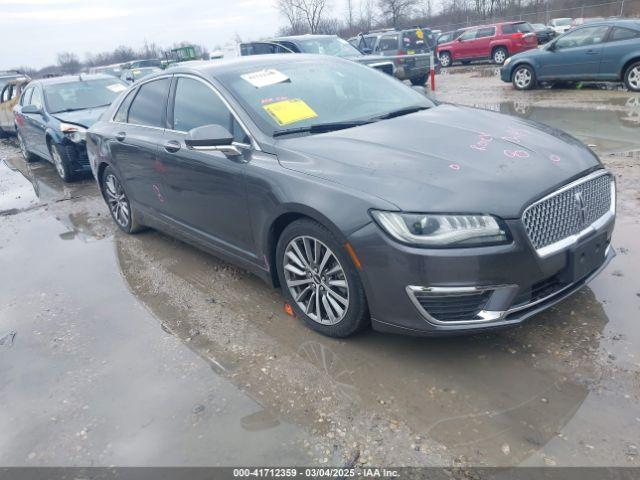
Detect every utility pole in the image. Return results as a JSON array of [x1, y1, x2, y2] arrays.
[[620, 0, 625, 16]]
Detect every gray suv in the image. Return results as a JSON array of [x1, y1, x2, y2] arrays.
[[349, 27, 439, 85]]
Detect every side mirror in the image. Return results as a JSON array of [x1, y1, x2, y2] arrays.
[[361, 47, 373, 54], [22, 104, 41, 115], [457, 37, 463, 42], [125, 74, 134, 83], [546, 41, 556, 51], [185, 124, 241, 156]]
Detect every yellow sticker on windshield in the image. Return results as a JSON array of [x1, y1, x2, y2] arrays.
[[416, 29, 424, 39], [263, 98, 318, 126]]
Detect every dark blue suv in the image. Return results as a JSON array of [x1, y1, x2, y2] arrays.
[[13, 74, 128, 181], [500, 19, 640, 91]]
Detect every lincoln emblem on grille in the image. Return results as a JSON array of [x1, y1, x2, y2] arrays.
[[574, 191, 587, 225]]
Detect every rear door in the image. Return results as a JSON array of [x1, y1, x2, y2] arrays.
[[110, 77, 171, 212], [474, 27, 496, 58], [23, 85, 48, 156], [599, 26, 640, 79], [159, 75, 255, 257], [539, 25, 610, 79]]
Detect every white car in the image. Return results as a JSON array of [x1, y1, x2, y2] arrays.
[[549, 17, 573, 35]]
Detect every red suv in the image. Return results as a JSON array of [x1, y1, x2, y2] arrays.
[[437, 21, 537, 67]]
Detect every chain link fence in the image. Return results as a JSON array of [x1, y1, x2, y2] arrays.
[[432, 0, 640, 32]]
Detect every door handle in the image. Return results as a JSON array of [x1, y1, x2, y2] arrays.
[[115, 131, 126, 142], [163, 140, 181, 153], [586, 50, 599, 55]]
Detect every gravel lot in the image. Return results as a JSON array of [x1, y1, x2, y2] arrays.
[[1, 69, 639, 468]]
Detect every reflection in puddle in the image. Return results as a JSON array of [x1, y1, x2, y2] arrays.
[[472, 101, 640, 154]]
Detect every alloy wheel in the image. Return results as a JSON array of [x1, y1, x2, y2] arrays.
[[494, 49, 506, 64], [283, 236, 349, 325], [104, 173, 130, 228], [51, 146, 66, 179], [440, 54, 450, 67], [628, 66, 640, 91], [514, 68, 532, 89]]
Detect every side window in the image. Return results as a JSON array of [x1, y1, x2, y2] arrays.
[[502, 24, 515, 34], [30, 87, 43, 109], [378, 35, 398, 51], [477, 27, 496, 38], [21, 87, 33, 106], [173, 77, 249, 143], [113, 89, 136, 123], [459, 29, 478, 41], [127, 78, 170, 127], [0, 85, 9, 103], [556, 26, 609, 49], [610, 27, 640, 41]]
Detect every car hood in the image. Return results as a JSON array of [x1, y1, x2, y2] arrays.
[[52, 106, 108, 128], [275, 104, 602, 218]]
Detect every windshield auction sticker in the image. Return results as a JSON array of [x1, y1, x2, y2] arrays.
[[107, 83, 127, 92], [262, 98, 318, 126], [241, 69, 290, 88]]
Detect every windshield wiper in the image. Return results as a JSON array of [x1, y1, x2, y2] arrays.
[[51, 104, 110, 114], [374, 105, 430, 120], [273, 120, 375, 137]]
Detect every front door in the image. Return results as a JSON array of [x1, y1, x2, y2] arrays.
[[455, 29, 478, 60], [538, 25, 610, 80], [158, 75, 255, 259]]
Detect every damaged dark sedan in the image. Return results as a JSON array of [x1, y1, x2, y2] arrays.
[[87, 55, 616, 338]]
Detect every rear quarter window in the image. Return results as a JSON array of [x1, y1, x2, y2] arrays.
[[378, 35, 399, 51], [610, 27, 640, 41]]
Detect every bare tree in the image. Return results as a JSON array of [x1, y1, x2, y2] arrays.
[[277, 0, 330, 34], [377, 0, 418, 27], [56, 52, 81, 74], [346, 0, 355, 29]]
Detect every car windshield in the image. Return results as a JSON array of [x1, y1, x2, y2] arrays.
[[44, 78, 128, 113], [295, 37, 362, 57], [554, 18, 572, 26], [219, 58, 434, 137]]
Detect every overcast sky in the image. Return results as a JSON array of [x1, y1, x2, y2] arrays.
[[0, 0, 285, 70]]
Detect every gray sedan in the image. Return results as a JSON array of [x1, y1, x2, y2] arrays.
[[87, 55, 615, 337]]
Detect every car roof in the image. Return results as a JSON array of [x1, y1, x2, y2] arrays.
[[164, 54, 352, 78], [33, 73, 118, 86], [270, 34, 338, 42]]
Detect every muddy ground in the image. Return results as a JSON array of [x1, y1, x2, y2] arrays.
[[1, 70, 639, 467]]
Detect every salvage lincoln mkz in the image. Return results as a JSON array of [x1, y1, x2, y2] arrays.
[[87, 55, 615, 337]]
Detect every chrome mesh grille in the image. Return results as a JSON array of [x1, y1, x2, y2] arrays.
[[522, 173, 612, 250]]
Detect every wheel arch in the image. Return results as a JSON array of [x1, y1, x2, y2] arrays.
[[621, 55, 640, 80], [264, 205, 351, 288]]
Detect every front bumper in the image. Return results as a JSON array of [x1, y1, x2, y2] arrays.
[[500, 65, 512, 83], [348, 215, 615, 336]]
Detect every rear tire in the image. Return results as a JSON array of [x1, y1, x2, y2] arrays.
[[493, 47, 508, 65], [101, 166, 145, 234], [276, 219, 369, 338], [624, 61, 640, 92], [410, 73, 428, 86], [512, 64, 536, 90], [439, 52, 451, 68], [17, 131, 38, 162]]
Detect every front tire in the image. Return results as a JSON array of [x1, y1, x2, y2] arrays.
[[624, 61, 640, 92], [439, 52, 451, 68], [101, 166, 145, 234], [276, 219, 369, 338], [512, 64, 536, 90], [49, 142, 75, 182]]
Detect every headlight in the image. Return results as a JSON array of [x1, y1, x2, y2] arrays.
[[60, 123, 86, 143], [503, 57, 512, 67], [371, 211, 510, 247]]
